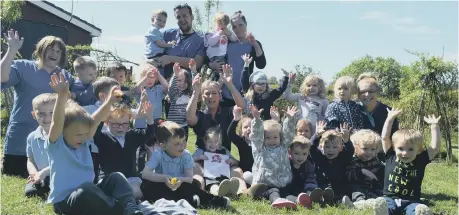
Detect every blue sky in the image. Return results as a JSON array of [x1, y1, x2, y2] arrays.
[[51, 1, 458, 83]]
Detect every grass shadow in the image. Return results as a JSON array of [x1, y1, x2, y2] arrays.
[[422, 193, 458, 206]]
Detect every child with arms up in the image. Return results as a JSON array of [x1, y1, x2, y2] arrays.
[[93, 88, 155, 200], [241, 54, 289, 120], [250, 105, 312, 209], [379, 108, 441, 215], [46, 73, 142, 215], [284, 73, 328, 133]]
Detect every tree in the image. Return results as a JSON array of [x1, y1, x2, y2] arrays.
[[396, 53, 457, 163], [1, 0, 25, 26], [268, 76, 278, 85], [335, 55, 403, 98]]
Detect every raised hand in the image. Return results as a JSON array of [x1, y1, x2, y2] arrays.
[[246, 32, 255, 42], [189, 59, 197, 74], [316, 120, 327, 136], [285, 106, 298, 118], [139, 101, 153, 117], [270, 106, 280, 122], [249, 104, 263, 119], [233, 105, 243, 120], [3, 29, 24, 52], [386, 107, 402, 120], [173, 62, 181, 76], [241, 54, 253, 66], [221, 64, 233, 84], [340, 122, 351, 142], [281, 69, 289, 77], [424, 114, 441, 125], [107, 85, 122, 103], [289, 72, 296, 82], [192, 74, 202, 92], [49, 73, 69, 96]]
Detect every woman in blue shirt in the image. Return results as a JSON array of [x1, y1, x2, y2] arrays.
[[1, 30, 75, 178]]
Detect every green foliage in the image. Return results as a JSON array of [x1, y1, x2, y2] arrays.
[[335, 55, 403, 98], [0, 0, 25, 26]]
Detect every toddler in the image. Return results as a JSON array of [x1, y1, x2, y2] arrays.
[[106, 62, 133, 105], [72, 56, 98, 106], [145, 10, 176, 68]]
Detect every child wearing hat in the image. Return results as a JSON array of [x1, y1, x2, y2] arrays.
[[240, 54, 289, 120]]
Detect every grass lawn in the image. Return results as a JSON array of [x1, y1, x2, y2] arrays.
[[1, 131, 458, 215]]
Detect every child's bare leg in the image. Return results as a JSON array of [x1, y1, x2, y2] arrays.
[[193, 164, 205, 190], [230, 167, 247, 194]]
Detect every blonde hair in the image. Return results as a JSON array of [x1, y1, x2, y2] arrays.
[[392, 129, 424, 151], [357, 72, 381, 93], [108, 103, 133, 121], [320, 130, 343, 146], [214, 12, 230, 26], [153, 9, 168, 19], [291, 135, 312, 150], [73, 56, 97, 73], [32, 36, 67, 67], [32, 93, 57, 111], [263, 120, 281, 134], [155, 121, 185, 144], [63, 100, 93, 129], [351, 129, 382, 151], [296, 119, 313, 133], [139, 62, 156, 78], [200, 80, 221, 103], [334, 76, 356, 95], [300, 74, 327, 98], [237, 116, 252, 136]]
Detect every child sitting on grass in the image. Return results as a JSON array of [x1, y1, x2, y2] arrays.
[[250, 105, 311, 209], [25, 93, 57, 199], [45, 73, 142, 215], [192, 126, 241, 197], [310, 121, 353, 205], [93, 88, 154, 200], [378, 108, 441, 215], [344, 129, 386, 210], [140, 121, 230, 209]]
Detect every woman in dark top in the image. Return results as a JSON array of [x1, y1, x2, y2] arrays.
[[209, 11, 266, 107]]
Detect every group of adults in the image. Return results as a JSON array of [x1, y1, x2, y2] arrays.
[[0, 3, 397, 178]]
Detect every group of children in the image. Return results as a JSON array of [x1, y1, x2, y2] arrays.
[[19, 8, 442, 215]]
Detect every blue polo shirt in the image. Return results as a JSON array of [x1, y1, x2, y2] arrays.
[[145, 25, 165, 58], [1, 60, 75, 156], [161, 28, 205, 79], [133, 85, 165, 128], [45, 135, 94, 204], [26, 126, 49, 171], [146, 149, 194, 178]]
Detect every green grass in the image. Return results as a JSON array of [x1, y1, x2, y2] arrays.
[[1, 132, 458, 215]]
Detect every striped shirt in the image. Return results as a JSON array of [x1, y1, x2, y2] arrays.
[[167, 76, 190, 127]]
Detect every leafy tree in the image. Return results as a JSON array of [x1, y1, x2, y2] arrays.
[[1, 0, 25, 26], [268, 76, 278, 85], [396, 53, 457, 162], [335, 55, 403, 98]]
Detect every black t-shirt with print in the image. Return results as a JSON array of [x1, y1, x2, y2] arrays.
[[383, 147, 431, 201]]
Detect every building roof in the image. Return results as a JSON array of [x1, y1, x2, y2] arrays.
[[28, 1, 102, 37]]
